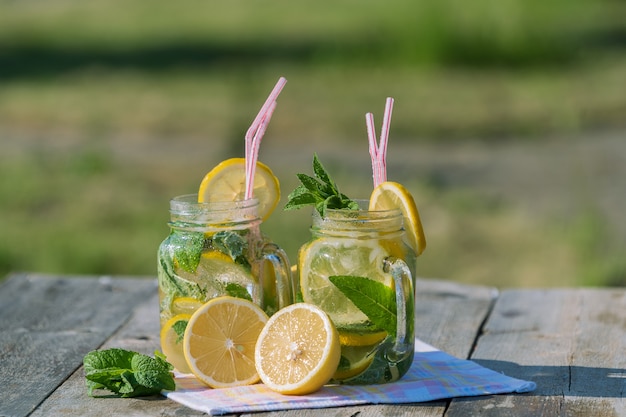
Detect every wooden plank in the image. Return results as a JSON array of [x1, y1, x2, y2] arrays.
[[446, 288, 626, 417], [30, 284, 205, 416], [0, 273, 157, 417], [413, 278, 498, 358], [26, 276, 497, 417]]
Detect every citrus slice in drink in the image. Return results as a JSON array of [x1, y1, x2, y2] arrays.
[[255, 303, 341, 395], [299, 238, 391, 326], [338, 327, 388, 347], [333, 347, 376, 381], [183, 296, 269, 388], [198, 157, 280, 220], [369, 181, 426, 255], [171, 297, 204, 316], [160, 314, 193, 374]]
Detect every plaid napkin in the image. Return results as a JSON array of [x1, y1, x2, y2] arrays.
[[163, 339, 536, 416]]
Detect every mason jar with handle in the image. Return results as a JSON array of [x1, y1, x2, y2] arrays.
[[297, 200, 416, 384], [157, 194, 294, 373]]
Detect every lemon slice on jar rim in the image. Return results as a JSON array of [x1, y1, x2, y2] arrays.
[[369, 181, 426, 256], [197, 157, 280, 221]]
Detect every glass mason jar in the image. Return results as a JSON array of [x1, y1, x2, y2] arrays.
[[298, 201, 416, 384], [157, 194, 294, 372]]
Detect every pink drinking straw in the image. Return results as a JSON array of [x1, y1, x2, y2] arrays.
[[366, 97, 394, 188], [244, 77, 287, 200], [245, 101, 277, 200]]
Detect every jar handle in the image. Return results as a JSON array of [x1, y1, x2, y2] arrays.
[[260, 243, 295, 314], [383, 257, 414, 361]]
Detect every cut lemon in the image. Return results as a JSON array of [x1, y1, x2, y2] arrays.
[[198, 157, 280, 221], [255, 303, 341, 395], [338, 328, 388, 347], [160, 314, 192, 374], [183, 296, 269, 388], [334, 347, 376, 381], [334, 326, 386, 380], [171, 297, 204, 316], [369, 181, 426, 255]]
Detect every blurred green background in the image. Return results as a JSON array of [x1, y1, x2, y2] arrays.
[[1, 0, 625, 287]]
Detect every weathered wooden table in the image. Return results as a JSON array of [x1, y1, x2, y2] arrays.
[[1, 272, 624, 416]]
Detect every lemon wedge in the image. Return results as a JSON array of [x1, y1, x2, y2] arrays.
[[369, 181, 426, 256], [198, 157, 280, 221]]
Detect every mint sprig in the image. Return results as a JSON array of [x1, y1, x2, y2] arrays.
[[285, 154, 359, 217], [83, 348, 175, 398], [329, 275, 397, 337]]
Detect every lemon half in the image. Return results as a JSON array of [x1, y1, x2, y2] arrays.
[[183, 296, 269, 388], [255, 303, 341, 395]]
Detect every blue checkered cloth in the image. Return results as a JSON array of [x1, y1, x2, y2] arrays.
[[164, 339, 536, 415]]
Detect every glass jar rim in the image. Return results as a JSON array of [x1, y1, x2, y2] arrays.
[[170, 194, 260, 214], [318, 199, 402, 218], [312, 199, 404, 234], [168, 194, 262, 229]]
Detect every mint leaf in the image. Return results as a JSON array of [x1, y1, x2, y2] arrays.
[[285, 186, 320, 208], [84, 348, 175, 398], [212, 231, 251, 269], [158, 252, 206, 301], [131, 353, 176, 391], [295, 173, 326, 195], [312, 154, 339, 195], [285, 154, 358, 216], [329, 275, 397, 337], [226, 282, 253, 301], [169, 229, 204, 273], [172, 319, 188, 344]]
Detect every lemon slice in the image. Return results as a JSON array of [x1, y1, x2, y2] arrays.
[[183, 296, 269, 388], [171, 297, 204, 316], [369, 181, 426, 256], [338, 328, 388, 347], [255, 303, 341, 395], [334, 347, 376, 380], [160, 314, 193, 374], [299, 238, 391, 326], [198, 157, 280, 221]]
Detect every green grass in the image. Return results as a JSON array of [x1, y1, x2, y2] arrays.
[[1, 0, 625, 139], [2, 147, 623, 288], [1, 0, 625, 287]]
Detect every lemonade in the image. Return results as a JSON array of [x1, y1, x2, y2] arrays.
[[298, 202, 417, 384], [157, 195, 293, 373], [285, 152, 425, 385], [157, 78, 293, 377]]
